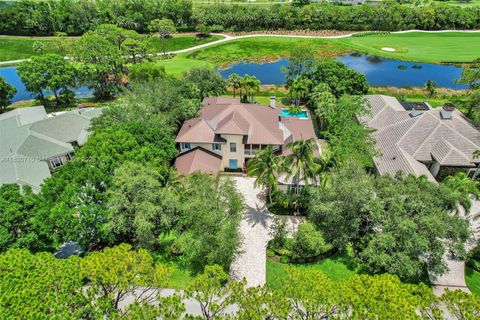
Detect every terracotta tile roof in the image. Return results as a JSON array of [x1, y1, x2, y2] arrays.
[[176, 98, 286, 145], [174, 147, 222, 175]]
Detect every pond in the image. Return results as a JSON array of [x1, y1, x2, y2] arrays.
[[0, 67, 93, 103], [219, 54, 468, 90]]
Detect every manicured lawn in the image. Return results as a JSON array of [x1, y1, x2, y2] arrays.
[[266, 255, 358, 291], [187, 36, 349, 65], [0, 37, 61, 62], [149, 34, 223, 53], [337, 32, 480, 63], [0, 34, 223, 63], [155, 54, 213, 77], [434, 0, 480, 6], [466, 267, 480, 296]]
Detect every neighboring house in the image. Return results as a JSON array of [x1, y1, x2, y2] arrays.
[[0, 106, 102, 192], [174, 97, 318, 183], [360, 95, 480, 182]]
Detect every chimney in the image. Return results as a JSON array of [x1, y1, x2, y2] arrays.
[[269, 96, 276, 109], [441, 103, 454, 120]]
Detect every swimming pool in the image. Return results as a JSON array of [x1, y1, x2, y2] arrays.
[[279, 109, 309, 119]]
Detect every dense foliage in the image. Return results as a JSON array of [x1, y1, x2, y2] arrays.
[[1, 246, 479, 319], [0, 76, 16, 109], [195, 2, 480, 32], [2, 1, 480, 36], [0, 75, 242, 273], [308, 162, 469, 281], [0, 0, 192, 35], [17, 53, 77, 106]]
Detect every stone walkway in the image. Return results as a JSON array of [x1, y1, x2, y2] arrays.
[[229, 176, 303, 287], [430, 199, 480, 295]]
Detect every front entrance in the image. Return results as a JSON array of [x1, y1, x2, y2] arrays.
[[229, 159, 238, 169]]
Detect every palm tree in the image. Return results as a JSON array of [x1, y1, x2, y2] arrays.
[[247, 146, 280, 204], [290, 77, 311, 106], [424, 80, 437, 98], [227, 73, 242, 98], [242, 75, 260, 104], [443, 172, 480, 213], [283, 139, 319, 196]]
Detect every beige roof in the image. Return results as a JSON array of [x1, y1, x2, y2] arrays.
[[174, 147, 222, 175], [361, 95, 480, 181], [176, 99, 286, 145]]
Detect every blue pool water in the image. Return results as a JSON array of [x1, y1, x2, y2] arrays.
[[219, 55, 468, 89], [0, 66, 93, 103], [279, 109, 309, 119]]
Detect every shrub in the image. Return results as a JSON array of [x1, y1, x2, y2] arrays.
[[289, 222, 332, 262], [269, 217, 289, 250], [467, 244, 480, 272]]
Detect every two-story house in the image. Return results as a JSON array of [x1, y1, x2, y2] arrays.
[[174, 97, 317, 176]]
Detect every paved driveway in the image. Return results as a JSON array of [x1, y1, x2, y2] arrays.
[[229, 176, 303, 287], [430, 199, 480, 295]]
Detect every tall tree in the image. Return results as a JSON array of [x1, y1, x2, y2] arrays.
[[290, 76, 311, 106], [183, 67, 227, 100], [17, 54, 77, 106], [71, 27, 125, 100], [81, 244, 173, 315], [106, 162, 178, 248], [283, 139, 319, 195], [0, 76, 16, 110], [457, 57, 480, 90], [425, 79, 437, 98], [443, 172, 479, 212], [227, 73, 242, 98], [241, 74, 260, 103], [247, 146, 281, 204], [148, 18, 176, 55]]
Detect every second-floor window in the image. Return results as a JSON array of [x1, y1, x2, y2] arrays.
[[230, 142, 236, 152], [181, 143, 191, 150], [212, 143, 221, 151]]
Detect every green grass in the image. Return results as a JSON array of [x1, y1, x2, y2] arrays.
[[155, 54, 213, 77], [0, 34, 223, 63], [336, 32, 480, 63], [266, 255, 358, 291], [167, 262, 193, 290], [149, 34, 223, 53], [466, 267, 480, 296], [0, 37, 60, 62], [434, 0, 480, 6], [188, 36, 349, 65]]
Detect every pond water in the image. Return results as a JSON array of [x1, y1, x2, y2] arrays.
[[1, 54, 468, 104], [0, 67, 93, 103], [219, 54, 468, 90]]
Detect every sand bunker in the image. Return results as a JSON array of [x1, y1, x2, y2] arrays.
[[381, 47, 396, 52]]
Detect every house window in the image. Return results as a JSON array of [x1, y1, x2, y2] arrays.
[[212, 143, 221, 151], [181, 143, 191, 151], [229, 159, 238, 169], [50, 157, 64, 169], [230, 142, 236, 152]]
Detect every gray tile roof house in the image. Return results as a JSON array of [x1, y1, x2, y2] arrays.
[[0, 106, 102, 192], [360, 95, 480, 181]]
